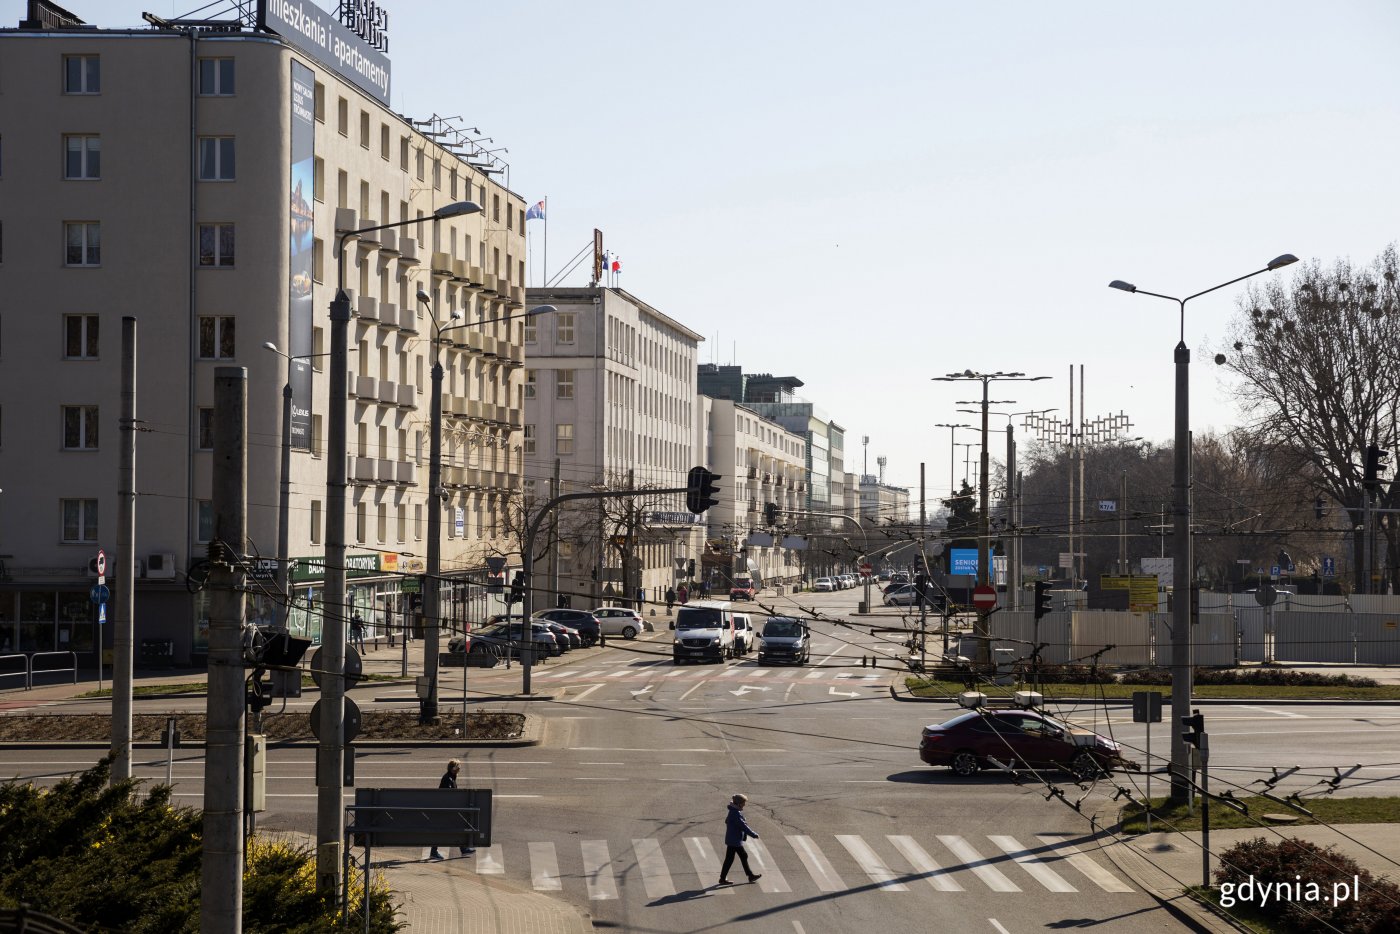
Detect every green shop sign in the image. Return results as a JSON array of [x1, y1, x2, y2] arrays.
[[291, 552, 398, 583]]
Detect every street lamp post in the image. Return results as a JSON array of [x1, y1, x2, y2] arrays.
[[317, 200, 481, 893], [418, 289, 554, 723], [933, 423, 972, 498], [1109, 252, 1297, 803]]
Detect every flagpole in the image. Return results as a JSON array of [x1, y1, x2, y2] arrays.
[[543, 197, 548, 290]]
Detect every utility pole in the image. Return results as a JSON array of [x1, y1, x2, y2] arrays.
[[550, 459, 561, 608], [202, 366, 246, 934], [112, 316, 137, 784], [1006, 422, 1017, 609]]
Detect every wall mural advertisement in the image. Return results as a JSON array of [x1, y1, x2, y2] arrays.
[[288, 59, 315, 449]]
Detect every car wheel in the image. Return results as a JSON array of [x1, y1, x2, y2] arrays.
[[950, 750, 980, 777], [672, 657, 681, 665], [622, 626, 637, 639], [1070, 752, 1102, 781]]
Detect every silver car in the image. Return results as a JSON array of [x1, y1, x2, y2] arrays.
[[590, 605, 647, 639]]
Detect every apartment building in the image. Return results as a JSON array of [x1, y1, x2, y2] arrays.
[[0, 3, 527, 662]]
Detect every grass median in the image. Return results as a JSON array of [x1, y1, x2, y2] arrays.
[[904, 677, 1400, 702], [1120, 794, 1400, 833]]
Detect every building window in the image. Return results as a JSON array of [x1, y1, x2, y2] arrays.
[[337, 97, 348, 136], [523, 424, 536, 455], [380, 124, 390, 160], [376, 503, 387, 544], [63, 55, 100, 94], [523, 318, 537, 343], [62, 405, 98, 449], [359, 110, 370, 148], [198, 136, 235, 180], [313, 238, 324, 282], [492, 194, 500, 223], [310, 500, 323, 544], [197, 407, 214, 449], [313, 157, 324, 201], [198, 316, 235, 359], [414, 503, 422, 541], [64, 222, 100, 266], [61, 498, 98, 542], [556, 369, 574, 400], [195, 500, 213, 543], [555, 423, 573, 456], [313, 82, 325, 121], [415, 148, 424, 180], [355, 503, 366, 543], [524, 370, 536, 398], [64, 315, 99, 359], [198, 223, 235, 266], [198, 57, 234, 95], [312, 414, 323, 456], [64, 135, 100, 179], [555, 312, 575, 344], [399, 136, 409, 170]]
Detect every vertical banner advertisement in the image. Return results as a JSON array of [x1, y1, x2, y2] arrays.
[[288, 60, 315, 449]]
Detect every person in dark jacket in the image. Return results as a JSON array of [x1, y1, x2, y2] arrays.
[[717, 793, 762, 885], [429, 759, 474, 859]]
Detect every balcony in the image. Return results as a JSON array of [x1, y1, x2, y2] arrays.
[[396, 460, 416, 485], [397, 384, 416, 409], [452, 258, 469, 282], [431, 252, 453, 279], [398, 237, 419, 265], [377, 380, 397, 406], [378, 229, 399, 256], [352, 456, 376, 483], [376, 458, 395, 483], [378, 302, 397, 329], [398, 306, 418, 335], [355, 375, 377, 400], [509, 285, 524, 308], [746, 466, 758, 480], [464, 266, 486, 291], [354, 219, 380, 248], [357, 295, 378, 322]]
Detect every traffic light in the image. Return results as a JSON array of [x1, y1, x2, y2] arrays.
[[1181, 709, 1205, 748], [686, 466, 722, 514], [764, 502, 779, 527], [914, 572, 928, 607], [508, 570, 525, 605], [246, 668, 272, 712], [1034, 580, 1053, 620], [687, 558, 696, 578], [1365, 444, 1390, 488]]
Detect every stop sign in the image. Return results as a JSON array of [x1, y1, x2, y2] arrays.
[[972, 585, 997, 610]]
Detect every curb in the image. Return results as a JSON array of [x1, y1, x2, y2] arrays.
[[886, 677, 1400, 706]]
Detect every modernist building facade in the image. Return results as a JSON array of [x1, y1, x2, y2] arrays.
[[522, 287, 705, 608], [0, 7, 526, 662]]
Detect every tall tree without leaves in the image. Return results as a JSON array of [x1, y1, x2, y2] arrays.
[[1218, 245, 1400, 591]]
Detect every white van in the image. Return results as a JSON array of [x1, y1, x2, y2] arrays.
[[732, 612, 755, 656], [673, 600, 735, 664]]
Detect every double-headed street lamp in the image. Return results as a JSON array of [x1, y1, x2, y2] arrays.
[[933, 423, 972, 497], [317, 199, 482, 893], [934, 371, 1050, 664], [417, 287, 554, 723], [1108, 252, 1297, 803]]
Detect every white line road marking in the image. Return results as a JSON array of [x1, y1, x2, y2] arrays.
[[1035, 835, 1133, 892], [580, 762, 625, 766], [788, 834, 846, 891], [529, 842, 561, 891], [988, 835, 1076, 892], [837, 835, 909, 891], [750, 669, 770, 676], [567, 683, 606, 703], [730, 685, 771, 696], [938, 835, 1020, 892], [678, 680, 707, 701], [887, 834, 964, 891], [633, 838, 676, 898], [684, 837, 733, 894], [804, 670, 824, 679], [990, 920, 1012, 934], [581, 840, 618, 900], [1233, 705, 1309, 719], [829, 686, 861, 697], [474, 844, 505, 874], [629, 684, 654, 696], [747, 839, 792, 893], [568, 747, 718, 752]]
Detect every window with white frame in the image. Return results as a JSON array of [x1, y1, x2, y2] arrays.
[[524, 370, 536, 398], [523, 317, 537, 343], [64, 222, 100, 266], [63, 55, 100, 94], [198, 316, 235, 359], [64, 135, 100, 179], [555, 423, 573, 455], [523, 424, 536, 455], [198, 223, 234, 266], [555, 312, 575, 344], [61, 498, 98, 542], [556, 369, 574, 399], [197, 407, 214, 449], [64, 315, 99, 358], [198, 136, 235, 180], [62, 405, 98, 449], [198, 57, 234, 95]]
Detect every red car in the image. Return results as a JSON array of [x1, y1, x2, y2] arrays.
[[729, 576, 757, 601], [919, 709, 1135, 780]]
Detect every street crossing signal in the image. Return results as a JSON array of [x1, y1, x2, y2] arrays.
[[508, 570, 525, 604], [764, 502, 779, 527], [686, 466, 722, 515], [1181, 709, 1205, 748], [1034, 580, 1053, 620], [1365, 444, 1390, 487]]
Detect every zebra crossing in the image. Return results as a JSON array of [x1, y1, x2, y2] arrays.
[[424, 831, 1133, 901], [533, 660, 885, 687]]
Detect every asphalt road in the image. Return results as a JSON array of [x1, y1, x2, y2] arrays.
[[8, 588, 1398, 933]]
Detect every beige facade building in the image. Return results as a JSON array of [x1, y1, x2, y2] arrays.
[[0, 6, 527, 662]]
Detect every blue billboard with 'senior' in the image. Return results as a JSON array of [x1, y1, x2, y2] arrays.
[[949, 548, 979, 575]]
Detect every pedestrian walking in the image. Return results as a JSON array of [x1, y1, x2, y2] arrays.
[[717, 793, 762, 885], [349, 613, 366, 652], [429, 759, 475, 859], [665, 586, 676, 613], [678, 584, 689, 605]]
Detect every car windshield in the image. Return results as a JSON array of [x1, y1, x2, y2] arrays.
[[676, 607, 723, 630], [763, 618, 803, 638]]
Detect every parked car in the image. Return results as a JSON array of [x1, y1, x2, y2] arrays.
[[537, 619, 581, 650], [757, 615, 809, 665], [469, 622, 560, 659], [813, 577, 835, 592], [590, 606, 646, 639], [535, 608, 601, 646], [883, 582, 942, 608], [919, 709, 1136, 779], [672, 600, 735, 664], [730, 575, 757, 601], [732, 612, 756, 655]]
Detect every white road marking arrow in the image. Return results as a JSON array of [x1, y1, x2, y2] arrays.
[[828, 686, 861, 698], [730, 685, 772, 697], [630, 684, 654, 697]]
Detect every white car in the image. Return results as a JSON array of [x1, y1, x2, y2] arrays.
[[813, 577, 835, 592], [590, 606, 646, 639], [732, 612, 756, 656]]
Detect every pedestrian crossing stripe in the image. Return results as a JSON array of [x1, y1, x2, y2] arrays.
[[536, 664, 882, 685], [427, 832, 1132, 900]]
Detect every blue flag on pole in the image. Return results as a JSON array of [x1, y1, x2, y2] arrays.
[[525, 199, 546, 221]]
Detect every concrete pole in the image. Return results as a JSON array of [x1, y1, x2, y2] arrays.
[[423, 316, 445, 723], [550, 459, 561, 608], [111, 316, 137, 784], [1170, 338, 1193, 801], [277, 374, 293, 629], [202, 366, 246, 933], [1006, 423, 1017, 610], [976, 378, 992, 666]]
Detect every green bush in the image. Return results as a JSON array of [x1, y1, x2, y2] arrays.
[[1015, 663, 1116, 684], [1215, 836, 1400, 932], [1120, 668, 1379, 688], [0, 757, 402, 932]]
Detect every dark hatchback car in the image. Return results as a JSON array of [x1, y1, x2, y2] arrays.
[[534, 608, 601, 646], [465, 621, 561, 658], [919, 709, 1135, 780]]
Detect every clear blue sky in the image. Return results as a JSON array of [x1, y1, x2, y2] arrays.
[[20, 0, 1400, 501]]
